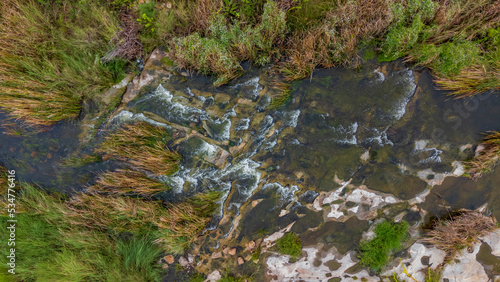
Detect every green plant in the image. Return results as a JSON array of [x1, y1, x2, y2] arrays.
[[104, 58, 128, 84], [276, 232, 302, 257], [358, 220, 409, 272], [137, 1, 157, 35], [172, 0, 286, 86], [222, 0, 240, 18]]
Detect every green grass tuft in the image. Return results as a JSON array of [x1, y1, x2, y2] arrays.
[[358, 220, 409, 272]]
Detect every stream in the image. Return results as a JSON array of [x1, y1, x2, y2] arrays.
[[1, 58, 500, 280]]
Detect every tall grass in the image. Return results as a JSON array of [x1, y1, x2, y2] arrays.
[[0, 183, 220, 280], [281, 0, 393, 80], [380, 0, 500, 96], [0, 0, 122, 126], [464, 131, 500, 179], [0, 184, 164, 281], [97, 122, 181, 175]]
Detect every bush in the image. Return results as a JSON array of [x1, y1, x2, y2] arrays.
[[276, 232, 302, 257], [358, 220, 409, 272]]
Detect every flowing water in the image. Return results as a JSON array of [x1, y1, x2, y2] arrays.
[[1, 59, 500, 278]]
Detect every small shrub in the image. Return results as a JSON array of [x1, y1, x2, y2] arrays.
[[276, 232, 302, 257], [358, 220, 409, 272]]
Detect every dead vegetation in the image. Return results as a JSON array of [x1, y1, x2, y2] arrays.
[[423, 210, 497, 259], [281, 0, 393, 80], [103, 12, 144, 62], [464, 132, 500, 179]]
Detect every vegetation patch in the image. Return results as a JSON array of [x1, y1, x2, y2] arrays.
[[463, 131, 500, 179], [358, 220, 409, 272], [0, 182, 219, 280], [172, 1, 286, 86], [276, 232, 302, 258], [89, 169, 169, 197], [423, 210, 497, 260], [96, 122, 181, 176], [0, 0, 126, 126]]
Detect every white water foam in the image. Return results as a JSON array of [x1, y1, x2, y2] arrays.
[[283, 109, 301, 128], [330, 122, 358, 145], [235, 118, 250, 131], [230, 76, 262, 100], [391, 69, 416, 121], [263, 183, 299, 209]]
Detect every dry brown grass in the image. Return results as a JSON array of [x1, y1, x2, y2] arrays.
[[63, 192, 166, 231], [423, 210, 497, 260], [193, 0, 221, 33], [97, 122, 181, 175], [464, 131, 500, 179], [89, 169, 168, 197], [435, 66, 500, 98], [429, 0, 500, 44], [281, 0, 393, 80], [64, 190, 219, 253]]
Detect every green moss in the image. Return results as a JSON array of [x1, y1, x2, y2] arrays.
[[276, 232, 302, 258], [358, 220, 409, 272]]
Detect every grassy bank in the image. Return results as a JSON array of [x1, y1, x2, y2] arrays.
[[0, 181, 218, 281], [0, 0, 127, 126], [1, 0, 497, 125], [159, 0, 499, 96]]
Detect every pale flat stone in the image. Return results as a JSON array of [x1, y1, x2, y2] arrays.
[[205, 270, 221, 282], [482, 228, 500, 257], [441, 242, 488, 282], [383, 243, 446, 282]]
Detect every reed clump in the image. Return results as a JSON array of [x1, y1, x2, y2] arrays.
[[97, 122, 181, 176], [268, 80, 292, 109], [89, 169, 168, 197], [64, 190, 219, 253], [464, 131, 500, 179], [423, 210, 497, 260], [171, 1, 287, 86]]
